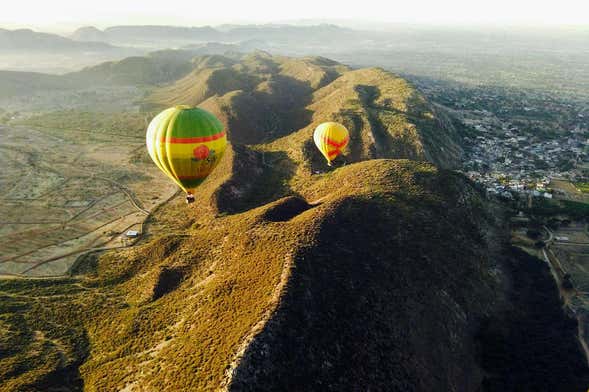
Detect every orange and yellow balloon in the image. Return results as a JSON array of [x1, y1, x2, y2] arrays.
[[313, 122, 349, 166], [146, 106, 227, 203]]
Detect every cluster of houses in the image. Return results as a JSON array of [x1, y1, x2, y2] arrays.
[[462, 170, 554, 200], [461, 117, 588, 198], [415, 81, 589, 193]]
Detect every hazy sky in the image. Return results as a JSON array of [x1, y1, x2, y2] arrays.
[[1, 0, 588, 32]]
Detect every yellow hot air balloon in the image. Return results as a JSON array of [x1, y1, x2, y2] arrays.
[[146, 106, 227, 203], [313, 122, 349, 166]]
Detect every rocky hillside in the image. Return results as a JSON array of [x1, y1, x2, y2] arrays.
[[1, 54, 587, 391], [2, 155, 587, 391], [0, 50, 465, 169], [148, 52, 464, 168]]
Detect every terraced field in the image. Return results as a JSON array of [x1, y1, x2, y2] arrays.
[[0, 124, 177, 277]]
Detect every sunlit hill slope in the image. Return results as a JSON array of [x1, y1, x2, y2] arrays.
[[1, 53, 587, 391], [147, 52, 464, 168]]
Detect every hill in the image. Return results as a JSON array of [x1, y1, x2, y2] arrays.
[[71, 25, 221, 48], [1, 54, 587, 391], [0, 70, 71, 99], [0, 28, 146, 74], [0, 28, 116, 52], [1, 156, 587, 391], [69, 24, 357, 49], [68, 53, 194, 85], [148, 53, 464, 167], [180, 42, 245, 55], [0, 50, 195, 100], [70, 26, 107, 42]]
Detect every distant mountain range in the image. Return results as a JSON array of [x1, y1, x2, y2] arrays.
[[70, 24, 363, 49], [0, 28, 141, 73], [0, 28, 118, 52], [0, 24, 362, 72], [3, 23, 588, 92]]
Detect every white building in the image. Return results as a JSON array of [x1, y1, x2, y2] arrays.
[[126, 230, 140, 238]]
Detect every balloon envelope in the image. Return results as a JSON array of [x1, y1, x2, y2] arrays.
[[146, 106, 227, 195], [313, 122, 349, 166]]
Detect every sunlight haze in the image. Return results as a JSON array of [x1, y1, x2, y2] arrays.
[[1, 0, 588, 31]]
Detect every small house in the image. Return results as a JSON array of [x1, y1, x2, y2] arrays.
[[126, 230, 140, 238]]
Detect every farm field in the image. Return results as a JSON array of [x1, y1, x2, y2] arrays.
[[0, 123, 177, 276]]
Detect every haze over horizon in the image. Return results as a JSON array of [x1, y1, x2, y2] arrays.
[[1, 0, 588, 33]]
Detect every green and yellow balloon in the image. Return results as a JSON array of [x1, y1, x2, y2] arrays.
[[146, 106, 227, 203]]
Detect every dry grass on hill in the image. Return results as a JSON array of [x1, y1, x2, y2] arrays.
[[0, 54, 510, 391]]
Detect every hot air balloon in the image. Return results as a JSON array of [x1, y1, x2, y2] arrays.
[[313, 122, 349, 166], [146, 106, 227, 203]]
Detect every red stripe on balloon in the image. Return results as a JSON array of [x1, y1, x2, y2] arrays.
[[325, 136, 349, 148], [324, 136, 348, 159], [161, 131, 226, 144]]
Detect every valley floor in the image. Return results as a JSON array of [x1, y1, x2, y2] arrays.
[[0, 124, 177, 277]]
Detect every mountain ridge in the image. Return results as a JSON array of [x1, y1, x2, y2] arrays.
[[3, 155, 586, 390], [1, 52, 586, 391], [0, 28, 129, 53], [70, 24, 356, 46], [147, 53, 464, 168]]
